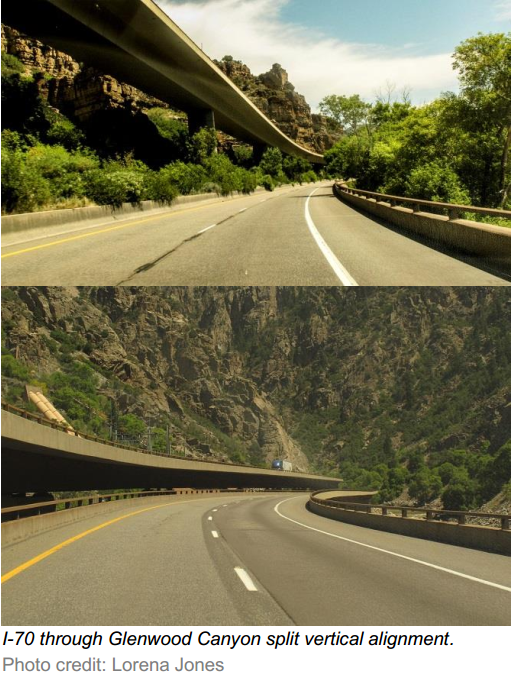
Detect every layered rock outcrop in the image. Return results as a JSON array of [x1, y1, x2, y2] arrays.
[[217, 58, 341, 153], [1, 25, 167, 121]]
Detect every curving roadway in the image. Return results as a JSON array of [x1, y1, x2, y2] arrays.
[[2, 184, 509, 286], [2, 493, 511, 625]]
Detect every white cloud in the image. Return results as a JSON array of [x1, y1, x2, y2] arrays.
[[494, 0, 511, 20], [156, 0, 458, 108]]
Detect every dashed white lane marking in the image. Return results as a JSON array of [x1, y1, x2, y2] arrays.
[[211, 531, 219, 538], [198, 224, 217, 234], [212, 509, 218, 512], [305, 188, 358, 287], [222, 505, 228, 507], [274, 499, 511, 594], [239, 208, 247, 213], [208, 516, 213, 521], [234, 567, 258, 592]]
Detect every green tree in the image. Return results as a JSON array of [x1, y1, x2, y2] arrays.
[[452, 32, 511, 206], [260, 147, 283, 178], [409, 467, 442, 505], [404, 161, 471, 204], [319, 94, 371, 135]]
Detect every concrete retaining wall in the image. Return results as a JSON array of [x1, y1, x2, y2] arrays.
[[334, 186, 511, 273], [308, 500, 511, 556]]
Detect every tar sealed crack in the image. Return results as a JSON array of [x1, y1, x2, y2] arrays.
[[115, 212, 241, 284]]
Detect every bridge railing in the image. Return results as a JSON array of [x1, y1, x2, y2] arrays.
[[310, 491, 511, 531], [1, 490, 176, 521], [2, 488, 310, 522], [1, 400, 260, 469], [335, 184, 511, 222]]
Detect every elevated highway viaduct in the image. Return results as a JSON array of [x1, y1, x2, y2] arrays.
[[1, 410, 341, 493], [2, 0, 324, 164]]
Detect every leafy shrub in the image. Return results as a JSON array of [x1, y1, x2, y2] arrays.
[[84, 158, 149, 207], [26, 144, 98, 200], [205, 155, 243, 196], [404, 161, 471, 204], [260, 147, 283, 178], [260, 174, 275, 191], [46, 114, 85, 150], [1, 145, 52, 213], [1, 52, 25, 75], [153, 162, 208, 196], [1, 353, 31, 380], [145, 169, 178, 204], [187, 127, 217, 164]]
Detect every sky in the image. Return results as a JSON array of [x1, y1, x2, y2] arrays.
[[155, 0, 510, 110]]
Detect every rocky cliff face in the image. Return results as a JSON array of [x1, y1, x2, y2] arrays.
[[216, 59, 341, 153], [2, 288, 510, 476], [1, 25, 167, 122]]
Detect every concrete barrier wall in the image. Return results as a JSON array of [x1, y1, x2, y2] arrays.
[[308, 500, 511, 556], [334, 186, 511, 273], [2, 190, 264, 237]]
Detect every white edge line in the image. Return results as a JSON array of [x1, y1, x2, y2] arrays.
[[211, 530, 219, 538], [274, 499, 511, 594], [234, 567, 258, 592], [305, 188, 358, 287], [198, 224, 216, 234]]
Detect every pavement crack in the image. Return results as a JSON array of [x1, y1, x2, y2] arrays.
[[114, 209, 246, 284]]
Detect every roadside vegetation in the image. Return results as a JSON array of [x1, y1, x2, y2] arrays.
[[1, 52, 319, 214], [321, 32, 511, 216]]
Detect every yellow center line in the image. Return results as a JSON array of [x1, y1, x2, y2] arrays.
[[1, 498, 209, 584], [1, 194, 254, 260]]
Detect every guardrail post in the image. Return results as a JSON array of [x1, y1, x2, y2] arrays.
[[413, 204, 421, 213], [448, 209, 460, 220], [458, 514, 466, 525], [426, 510, 434, 521], [501, 517, 510, 531], [366, 506, 372, 514], [402, 509, 408, 518], [381, 507, 388, 516]]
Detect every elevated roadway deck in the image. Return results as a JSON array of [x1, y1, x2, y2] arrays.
[[1, 410, 341, 492], [3, 0, 324, 164]]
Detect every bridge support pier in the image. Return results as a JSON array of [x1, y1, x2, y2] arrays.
[[253, 142, 267, 165], [188, 109, 216, 135]]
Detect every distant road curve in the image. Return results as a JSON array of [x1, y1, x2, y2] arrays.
[[2, 184, 508, 286], [2, 493, 510, 625]]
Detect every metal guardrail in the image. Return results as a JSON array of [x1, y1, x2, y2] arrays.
[[335, 184, 511, 222], [1, 400, 261, 470], [2, 488, 310, 521], [1, 490, 176, 520], [310, 491, 511, 531]]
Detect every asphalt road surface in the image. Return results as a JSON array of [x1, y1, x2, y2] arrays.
[[2, 184, 508, 286], [2, 493, 510, 625]]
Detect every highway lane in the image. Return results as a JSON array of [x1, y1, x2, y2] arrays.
[[2, 493, 510, 625], [2, 184, 508, 286], [214, 495, 511, 625], [1, 494, 293, 626]]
